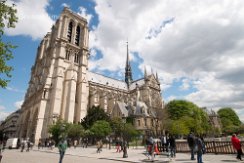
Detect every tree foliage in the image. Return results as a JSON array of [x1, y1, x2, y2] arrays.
[[48, 120, 70, 144], [67, 123, 84, 140], [217, 107, 241, 134], [90, 120, 112, 139], [0, 0, 18, 88], [164, 100, 210, 135], [110, 117, 124, 137], [81, 105, 110, 129], [123, 123, 140, 141]]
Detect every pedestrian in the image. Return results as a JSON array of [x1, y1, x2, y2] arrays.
[[168, 135, 176, 158], [0, 140, 3, 163], [26, 138, 30, 152], [122, 139, 128, 158], [38, 140, 42, 150], [195, 135, 205, 163], [231, 134, 242, 161], [116, 138, 120, 152], [146, 136, 155, 161], [96, 140, 102, 153], [161, 134, 167, 152], [187, 132, 196, 160], [74, 140, 77, 149], [85, 138, 88, 148], [20, 139, 26, 152], [58, 139, 68, 163]]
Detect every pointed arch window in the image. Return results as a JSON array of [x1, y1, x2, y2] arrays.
[[74, 53, 79, 63], [75, 26, 80, 46], [65, 50, 70, 60], [67, 22, 73, 43]]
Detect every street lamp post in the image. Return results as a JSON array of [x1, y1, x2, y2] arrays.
[[122, 117, 128, 158]]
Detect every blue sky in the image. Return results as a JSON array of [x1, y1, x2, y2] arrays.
[[1, 0, 244, 121]]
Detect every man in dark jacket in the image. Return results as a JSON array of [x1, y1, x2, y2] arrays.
[[187, 132, 196, 160]]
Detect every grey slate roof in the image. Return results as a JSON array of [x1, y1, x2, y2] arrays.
[[129, 78, 145, 90], [116, 101, 128, 117], [87, 71, 128, 91]]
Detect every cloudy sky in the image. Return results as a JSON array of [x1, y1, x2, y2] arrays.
[[1, 0, 244, 121]]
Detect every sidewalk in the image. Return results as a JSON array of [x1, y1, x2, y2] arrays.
[[33, 146, 240, 163]]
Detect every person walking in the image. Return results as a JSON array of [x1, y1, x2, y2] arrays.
[[231, 134, 242, 161], [187, 132, 196, 160], [195, 135, 204, 163], [73, 140, 77, 149], [96, 140, 103, 153], [20, 139, 26, 152], [168, 135, 176, 158], [58, 139, 68, 163]]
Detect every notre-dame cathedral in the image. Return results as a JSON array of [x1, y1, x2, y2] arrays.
[[16, 7, 164, 144]]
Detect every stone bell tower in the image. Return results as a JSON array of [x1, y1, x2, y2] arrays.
[[17, 7, 90, 144]]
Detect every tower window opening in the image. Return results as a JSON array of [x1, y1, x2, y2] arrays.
[[65, 50, 70, 60], [67, 22, 73, 43], [75, 26, 80, 46], [74, 53, 79, 63]]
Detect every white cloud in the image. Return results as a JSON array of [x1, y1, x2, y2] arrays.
[[0, 105, 10, 121], [6, 86, 25, 93], [90, 0, 244, 120], [180, 78, 191, 91], [5, 0, 54, 40], [61, 3, 70, 8], [77, 6, 93, 25], [14, 100, 23, 109]]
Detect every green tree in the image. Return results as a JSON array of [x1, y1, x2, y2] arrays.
[[81, 105, 110, 129], [110, 117, 124, 137], [0, 0, 18, 88], [168, 118, 190, 135], [165, 100, 210, 135], [90, 120, 112, 139], [218, 107, 241, 134], [123, 123, 140, 141], [48, 120, 70, 144], [67, 123, 84, 140]]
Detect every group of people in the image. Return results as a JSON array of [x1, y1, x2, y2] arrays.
[[187, 132, 243, 163], [187, 133, 206, 163], [20, 138, 32, 152], [160, 134, 176, 158]]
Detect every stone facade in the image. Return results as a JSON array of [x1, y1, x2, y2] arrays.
[[16, 8, 164, 144]]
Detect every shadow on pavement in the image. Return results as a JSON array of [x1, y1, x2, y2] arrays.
[[221, 160, 239, 162]]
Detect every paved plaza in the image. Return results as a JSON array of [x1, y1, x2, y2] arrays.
[[1, 146, 242, 163]]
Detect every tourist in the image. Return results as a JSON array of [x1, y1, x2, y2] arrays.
[[20, 139, 26, 152], [74, 139, 77, 149], [161, 134, 167, 152], [168, 134, 176, 158], [231, 134, 242, 161], [96, 140, 103, 153], [187, 132, 196, 160], [58, 139, 68, 163], [195, 135, 205, 163]]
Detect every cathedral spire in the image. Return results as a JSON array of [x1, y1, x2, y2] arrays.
[[125, 41, 133, 87], [144, 66, 147, 78], [156, 71, 159, 81]]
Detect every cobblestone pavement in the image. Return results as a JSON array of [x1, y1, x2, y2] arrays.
[[1, 146, 243, 163]]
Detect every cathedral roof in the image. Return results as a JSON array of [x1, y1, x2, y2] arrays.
[[116, 101, 128, 117], [87, 71, 128, 90], [129, 78, 145, 90]]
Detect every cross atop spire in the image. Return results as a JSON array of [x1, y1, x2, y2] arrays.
[[125, 41, 133, 87]]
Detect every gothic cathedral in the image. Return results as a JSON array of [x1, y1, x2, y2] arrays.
[[17, 7, 164, 143]]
